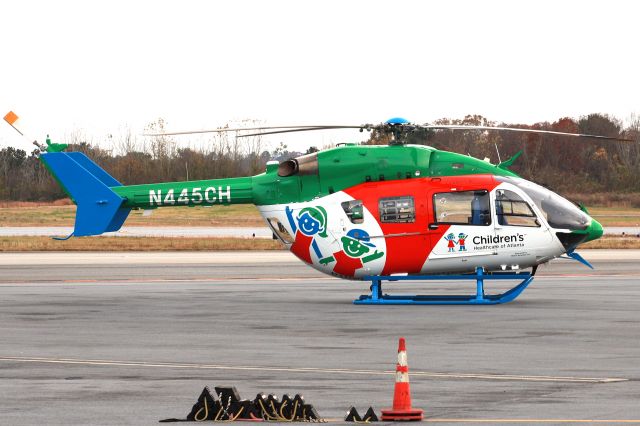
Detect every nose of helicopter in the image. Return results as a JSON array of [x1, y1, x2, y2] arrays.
[[583, 217, 604, 243]]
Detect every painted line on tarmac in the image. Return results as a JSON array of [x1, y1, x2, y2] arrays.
[[536, 273, 640, 279], [318, 419, 640, 424], [319, 419, 640, 424], [0, 277, 326, 286], [422, 420, 640, 423], [0, 356, 626, 383]]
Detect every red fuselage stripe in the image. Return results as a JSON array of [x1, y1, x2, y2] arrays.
[[344, 175, 500, 275]]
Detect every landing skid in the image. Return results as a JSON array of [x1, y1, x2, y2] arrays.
[[355, 267, 534, 305]]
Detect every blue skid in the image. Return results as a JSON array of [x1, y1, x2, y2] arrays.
[[355, 267, 534, 305]]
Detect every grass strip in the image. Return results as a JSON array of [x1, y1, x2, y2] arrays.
[[0, 236, 283, 252], [1, 236, 639, 252], [582, 236, 640, 249], [0, 204, 265, 227]]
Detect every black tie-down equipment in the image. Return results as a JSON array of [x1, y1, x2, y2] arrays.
[[160, 386, 322, 422]]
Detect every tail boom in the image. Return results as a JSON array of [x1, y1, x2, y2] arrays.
[[112, 177, 254, 209]]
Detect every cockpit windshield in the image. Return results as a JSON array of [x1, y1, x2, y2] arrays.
[[496, 177, 590, 231]]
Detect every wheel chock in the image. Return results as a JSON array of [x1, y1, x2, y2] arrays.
[[345, 406, 379, 422], [363, 407, 379, 422], [302, 403, 320, 421], [290, 394, 306, 420], [186, 387, 223, 421], [345, 407, 362, 422], [255, 393, 274, 420], [279, 394, 301, 421], [266, 393, 282, 417], [255, 393, 280, 420], [279, 394, 292, 420]]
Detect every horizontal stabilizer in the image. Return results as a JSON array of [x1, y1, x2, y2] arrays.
[[40, 152, 131, 236], [566, 250, 594, 269]]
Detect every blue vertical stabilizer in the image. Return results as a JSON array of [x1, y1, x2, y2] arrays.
[[40, 152, 131, 236], [66, 152, 123, 187]]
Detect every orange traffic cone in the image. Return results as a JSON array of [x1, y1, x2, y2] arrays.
[[381, 337, 424, 421]]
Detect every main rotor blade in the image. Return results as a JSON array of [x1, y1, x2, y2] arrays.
[[237, 125, 365, 138], [144, 121, 633, 142], [421, 125, 633, 142], [144, 125, 362, 137]]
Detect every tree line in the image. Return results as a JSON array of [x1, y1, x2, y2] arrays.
[[367, 113, 640, 193], [1, 113, 638, 201]]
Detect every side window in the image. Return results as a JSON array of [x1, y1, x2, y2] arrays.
[[433, 190, 491, 226], [379, 196, 415, 223], [495, 189, 540, 227], [266, 217, 294, 243], [341, 200, 364, 224]]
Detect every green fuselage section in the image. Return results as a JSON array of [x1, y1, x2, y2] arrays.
[[112, 144, 520, 209]]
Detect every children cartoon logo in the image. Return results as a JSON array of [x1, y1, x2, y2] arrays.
[[320, 229, 384, 277], [457, 232, 468, 251], [443, 232, 469, 252], [286, 206, 328, 264]]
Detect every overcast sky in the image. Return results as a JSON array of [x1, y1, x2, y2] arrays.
[[1, 0, 638, 152]]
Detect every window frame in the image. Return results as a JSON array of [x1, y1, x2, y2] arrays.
[[495, 189, 541, 228], [341, 200, 365, 224], [266, 217, 295, 243], [432, 190, 492, 226]]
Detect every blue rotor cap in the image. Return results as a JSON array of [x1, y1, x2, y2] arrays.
[[385, 117, 410, 124]]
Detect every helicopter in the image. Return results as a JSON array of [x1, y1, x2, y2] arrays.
[[3, 113, 631, 305]]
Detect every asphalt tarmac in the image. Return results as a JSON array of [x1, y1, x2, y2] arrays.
[[1, 251, 639, 425]]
